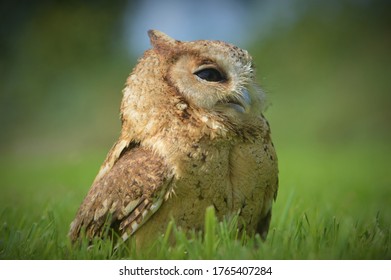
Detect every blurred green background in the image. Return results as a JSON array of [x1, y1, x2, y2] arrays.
[[1, 0, 390, 258]]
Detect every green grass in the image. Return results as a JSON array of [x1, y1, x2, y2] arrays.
[[0, 143, 390, 260]]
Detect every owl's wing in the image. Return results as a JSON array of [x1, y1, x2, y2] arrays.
[[68, 142, 173, 243]]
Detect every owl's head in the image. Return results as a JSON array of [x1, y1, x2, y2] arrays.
[[148, 30, 263, 117]]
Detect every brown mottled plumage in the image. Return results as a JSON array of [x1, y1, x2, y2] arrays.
[[69, 30, 278, 248]]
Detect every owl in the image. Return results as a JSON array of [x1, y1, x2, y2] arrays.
[[69, 30, 278, 248]]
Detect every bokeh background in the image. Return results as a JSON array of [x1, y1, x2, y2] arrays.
[[1, 0, 390, 258]]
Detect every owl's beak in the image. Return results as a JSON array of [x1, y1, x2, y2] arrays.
[[240, 89, 251, 110], [223, 89, 251, 113]]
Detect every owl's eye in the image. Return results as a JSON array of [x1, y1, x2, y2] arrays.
[[194, 68, 225, 82]]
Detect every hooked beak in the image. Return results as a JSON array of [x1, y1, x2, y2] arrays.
[[217, 89, 251, 113]]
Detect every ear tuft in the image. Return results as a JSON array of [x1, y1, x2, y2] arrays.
[[148, 30, 179, 53]]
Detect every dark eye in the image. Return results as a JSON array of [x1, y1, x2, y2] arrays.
[[194, 68, 225, 82]]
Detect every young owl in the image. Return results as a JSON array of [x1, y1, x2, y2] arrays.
[[69, 30, 278, 248]]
